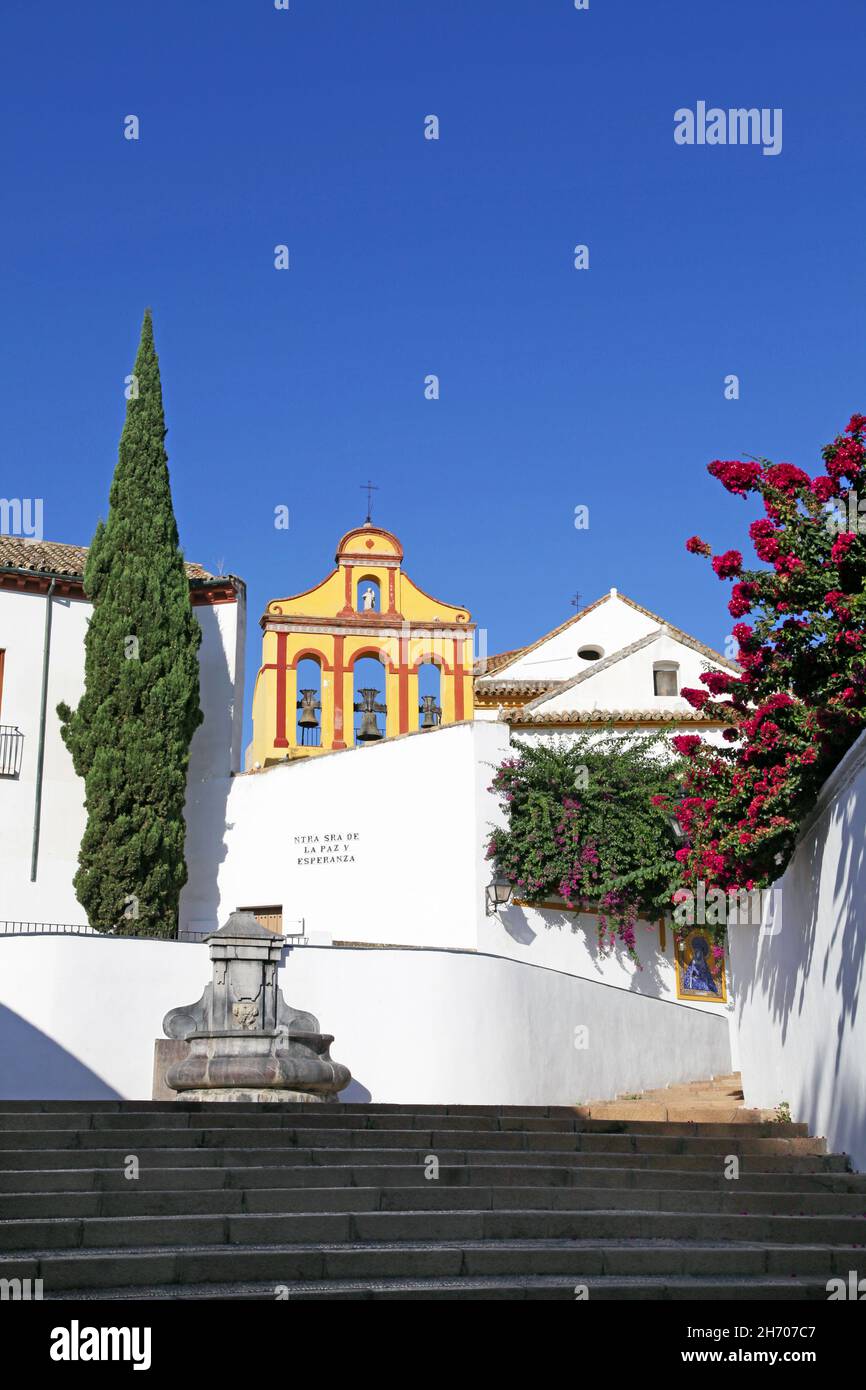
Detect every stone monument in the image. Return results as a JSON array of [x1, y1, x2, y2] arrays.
[[162, 911, 350, 1102]]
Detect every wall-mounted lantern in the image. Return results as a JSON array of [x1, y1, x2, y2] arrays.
[[485, 870, 513, 916]]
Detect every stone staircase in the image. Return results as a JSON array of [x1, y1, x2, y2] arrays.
[[576, 1072, 782, 1124], [0, 1080, 863, 1300]]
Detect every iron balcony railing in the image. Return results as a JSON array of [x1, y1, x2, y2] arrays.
[[0, 920, 307, 942], [0, 920, 201, 941], [0, 726, 23, 777]]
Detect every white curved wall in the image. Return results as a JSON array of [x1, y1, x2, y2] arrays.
[[0, 934, 730, 1105], [730, 731, 866, 1169]]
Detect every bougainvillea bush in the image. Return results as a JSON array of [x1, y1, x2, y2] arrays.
[[486, 733, 685, 956], [677, 413, 866, 895]]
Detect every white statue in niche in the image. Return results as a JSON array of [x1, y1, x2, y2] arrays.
[[362, 587, 377, 611]]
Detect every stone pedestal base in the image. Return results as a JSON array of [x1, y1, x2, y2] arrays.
[[165, 1029, 350, 1102], [177, 1088, 326, 1104]]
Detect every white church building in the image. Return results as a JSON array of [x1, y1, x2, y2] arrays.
[[1, 519, 864, 1168], [0, 526, 745, 1106]]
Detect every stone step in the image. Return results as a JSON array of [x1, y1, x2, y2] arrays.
[[0, 1239, 858, 1291], [2, 1161, 861, 1194], [577, 1104, 777, 1124], [0, 1111, 810, 1137], [2, 1183, 864, 1221], [0, 1127, 829, 1155], [0, 1145, 845, 1173], [2, 1206, 863, 1253], [51, 1273, 835, 1301], [0, 1102, 613, 1116], [0, 1078, 855, 1301]]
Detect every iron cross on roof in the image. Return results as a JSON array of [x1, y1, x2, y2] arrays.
[[360, 479, 379, 523], [571, 591, 583, 612]]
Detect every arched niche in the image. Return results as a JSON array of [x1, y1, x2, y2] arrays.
[[356, 575, 381, 613], [295, 655, 323, 746], [417, 660, 443, 730], [352, 653, 387, 744]]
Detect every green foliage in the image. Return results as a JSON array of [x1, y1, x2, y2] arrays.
[[57, 310, 203, 938], [487, 732, 685, 956]]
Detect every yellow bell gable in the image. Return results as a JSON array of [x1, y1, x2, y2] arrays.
[[250, 523, 475, 764]]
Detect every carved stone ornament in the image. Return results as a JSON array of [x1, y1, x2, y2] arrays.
[[162, 911, 351, 1103]]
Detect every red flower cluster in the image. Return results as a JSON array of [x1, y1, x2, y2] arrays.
[[685, 536, 712, 556], [707, 459, 763, 497], [711, 550, 743, 579], [678, 414, 866, 892], [763, 462, 811, 494], [831, 532, 857, 564], [672, 734, 702, 757]]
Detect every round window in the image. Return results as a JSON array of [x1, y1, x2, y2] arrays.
[[578, 646, 603, 661]]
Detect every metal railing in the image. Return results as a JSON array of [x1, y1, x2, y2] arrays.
[[0, 726, 23, 777], [0, 920, 203, 942], [0, 919, 307, 943]]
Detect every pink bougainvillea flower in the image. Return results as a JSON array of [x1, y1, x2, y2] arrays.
[[699, 670, 735, 694], [811, 475, 837, 503], [681, 686, 710, 710], [763, 462, 811, 495], [831, 532, 857, 563], [685, 535, 712, 556], [707, 459, 763, 497], [712, 549, 743, 579]]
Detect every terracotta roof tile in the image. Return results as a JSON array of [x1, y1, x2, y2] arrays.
[[475, 678, 563, 698], [506, 707, 725, 726], [0, 535, 216, 582], [475, 647, 527, 676]]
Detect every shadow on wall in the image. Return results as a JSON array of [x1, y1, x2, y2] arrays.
[[0, 1004, 121, 1100], [498, 903, 673, 1000], [730, 770, 866, 1163], [732, 780, 866, 1055], [339, 1078, 372, 1103], [179, 604, 237, 932]]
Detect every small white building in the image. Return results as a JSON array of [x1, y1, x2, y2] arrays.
[[0, 535, 246, 926], [474, 586, 737, 747]]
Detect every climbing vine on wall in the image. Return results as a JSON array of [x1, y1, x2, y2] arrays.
[[486, 732, 685, 957]]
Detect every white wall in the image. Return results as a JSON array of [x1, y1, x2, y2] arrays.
[[480, 903, 734, 1024], [730, 731, 866, 1169], [493, 592, 653, 681], [536, 631, 728, 716], [0, 585, 244, 925], [184, 718, 732, 1036], [0, 934, 731, 1105], [183, 720, 512, 945], [0, 587, 90, 923]]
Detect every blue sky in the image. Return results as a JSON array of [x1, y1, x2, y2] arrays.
[[2, 0, 864, 736]]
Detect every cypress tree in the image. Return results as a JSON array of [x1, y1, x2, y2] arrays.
[[58, 310, 203, 938]]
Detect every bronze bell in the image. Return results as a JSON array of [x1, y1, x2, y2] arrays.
[[297, 689, 321, 746], [419, 694, 442, 729], [354, 687, 385, 742]]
